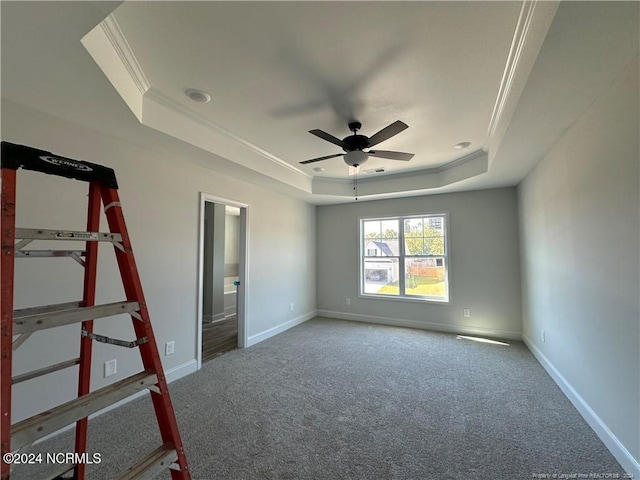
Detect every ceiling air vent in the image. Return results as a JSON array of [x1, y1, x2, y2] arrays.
[[364, 167, 386, 174]]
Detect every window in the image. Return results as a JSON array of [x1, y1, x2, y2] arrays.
[[360, 213, 449, 302]]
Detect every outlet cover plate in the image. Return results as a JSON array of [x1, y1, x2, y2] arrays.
[[104, 359, 117, 378]]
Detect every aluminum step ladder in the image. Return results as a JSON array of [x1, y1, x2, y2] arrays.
[[1, 141, 191, 480]]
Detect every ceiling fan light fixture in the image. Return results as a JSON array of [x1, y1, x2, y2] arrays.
[[344, 150, 369, 167]]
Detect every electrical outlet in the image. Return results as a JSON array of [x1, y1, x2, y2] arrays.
[[346, 298, 351, 306], [463, 308, 471, 318], [165, 341, 175, 356], [290, 303, 294, 312], [104, 359, 117, 378], [541, 330, 545, 343]]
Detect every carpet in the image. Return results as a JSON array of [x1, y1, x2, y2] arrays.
[[10, 317, 627, 479]]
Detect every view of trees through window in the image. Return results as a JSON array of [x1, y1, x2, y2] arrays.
[[361, 215, 448, 301]]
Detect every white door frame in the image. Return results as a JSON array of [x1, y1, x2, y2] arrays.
[[196, 192, 249, 369]]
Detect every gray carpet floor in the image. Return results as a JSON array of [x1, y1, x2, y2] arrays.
[[11, 317, 626, 479]]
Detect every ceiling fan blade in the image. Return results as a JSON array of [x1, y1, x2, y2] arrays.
[[309, 129, 347, 148], [367, 120, 409, 147], [299, 153, 343, 165], [368, 150, 414, 161]]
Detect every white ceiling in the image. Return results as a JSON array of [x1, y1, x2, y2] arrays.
[[2, 2, 638, 204]]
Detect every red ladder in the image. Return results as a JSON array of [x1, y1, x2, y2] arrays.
[[1, 141, 191, 480]]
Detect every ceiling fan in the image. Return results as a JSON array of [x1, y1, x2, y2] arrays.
[[300, 120, 414, 167]]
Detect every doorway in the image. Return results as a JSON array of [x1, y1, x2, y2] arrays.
[[197, 193, 248, 367]]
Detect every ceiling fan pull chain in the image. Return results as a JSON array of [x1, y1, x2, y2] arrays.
[[354, 169, 358, 201]]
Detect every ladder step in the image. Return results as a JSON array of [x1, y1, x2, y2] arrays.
[[15, 228, 122, 243], [14, 301, 80, 317], [15, 250, 86, 258], [116, 444, 178, 480], [14, 301, 141, 334], [11, 370, 158, 451], [13, 358, 80, 385]]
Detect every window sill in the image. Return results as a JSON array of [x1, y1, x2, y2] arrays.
[[359, 293, 450, 305]]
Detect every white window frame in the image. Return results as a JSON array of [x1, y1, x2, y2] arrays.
[[359, 212, 450, 304]]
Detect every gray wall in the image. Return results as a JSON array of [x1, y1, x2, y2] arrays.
[[518, 56, 639, 473], [4, 100, 317, 423], [317, 188, 522, 339]]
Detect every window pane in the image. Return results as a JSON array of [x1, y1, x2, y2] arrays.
[[363, 220, 381, 239], [405, 237, 425, 255], [363, 238, 400, 257], [404, 257, 447, 299], [404, 218, 423, 237], [423, 216, 445, 255], [380, 219, 399, 239], [363, 258, 399, 295], [363, 219, 399, 257]]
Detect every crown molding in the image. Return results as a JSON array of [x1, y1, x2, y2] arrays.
[[485, 0, 559, 161], [312, 150, 488, 198], [144, 88, 310, 180], [81, 14, 149, 121], [99, 14, 150, 95]]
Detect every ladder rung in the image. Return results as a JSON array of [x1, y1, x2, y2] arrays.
[[14, 301, 81, 317], [15, 250, 86, 258], [15, 228, 122, 243], [13, 301, 141, 334], [11, 370, 158, 451], [116, 443, 178, 480], [13, 358, 80, 385]]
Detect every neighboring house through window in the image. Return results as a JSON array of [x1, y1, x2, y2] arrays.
[[360, 214, 449, 302]]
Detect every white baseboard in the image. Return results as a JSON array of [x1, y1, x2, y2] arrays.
[[317, 309, 523, 341], [204, 313, 225, 322], [247, 310, 317, 347], [523, 335, 640, 478], [35, 359, 198, 444]]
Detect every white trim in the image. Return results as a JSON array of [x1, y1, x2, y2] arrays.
[[33, 360, 197, 445], [435, 149, 486, 173], [487, 1, 537, 144], [246, 311, 316, 347], [197, 193, 249, 369], [99, 14, 151, 95], [203, 313, 226, 323], [485, 0, 559, 154], [146, 89, 310, 179], [317, 310, 522, 341], [523, 335, 640, 478]]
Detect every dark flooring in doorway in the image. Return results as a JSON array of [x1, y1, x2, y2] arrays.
[[202, 315, 238, 362]]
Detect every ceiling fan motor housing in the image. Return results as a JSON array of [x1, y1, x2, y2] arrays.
[[343, 135, 370, 152]]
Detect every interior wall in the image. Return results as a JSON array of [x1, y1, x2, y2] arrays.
[[316, 187, 522, 339], [3, 99, 317, 423], [224, 212, 240, 269], [518, 56, 639, 474]]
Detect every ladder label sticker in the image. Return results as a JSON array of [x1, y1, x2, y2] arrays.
[[40, 156, 93, 172], [55, 232, 98, 240]]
